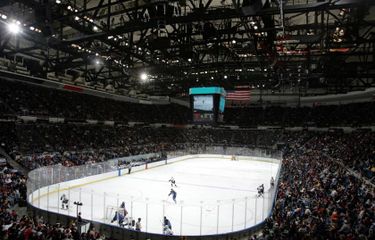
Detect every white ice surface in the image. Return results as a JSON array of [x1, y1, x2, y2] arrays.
[[33, 157, 279, 235]]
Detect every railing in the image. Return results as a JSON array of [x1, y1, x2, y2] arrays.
[[27, 146, 282, 239]]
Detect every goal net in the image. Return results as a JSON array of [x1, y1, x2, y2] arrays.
[[231, 155, 237, 161], [105, 206, 127, 223]]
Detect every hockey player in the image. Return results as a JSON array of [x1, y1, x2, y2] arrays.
[[163, 216, 173, 235], [111, 211, 125, 225], [168, 189, 177, 203], [135, 218, 142, 231], [60, 194, 69, 209], [257, 184, 264, 198], [270, 177, 275, 188], [169, 177, 177, 187], [118, 201, 128, 217]]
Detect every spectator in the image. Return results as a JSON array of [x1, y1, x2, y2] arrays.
[[135, 218, 142, 231]]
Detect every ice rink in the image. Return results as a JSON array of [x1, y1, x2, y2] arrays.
[[31, 156, 280, 235]]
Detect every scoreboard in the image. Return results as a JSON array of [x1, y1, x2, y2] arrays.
[[189, 87, 226, 123]]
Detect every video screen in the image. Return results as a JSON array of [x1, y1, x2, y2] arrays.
[[193, 95, 213, 112], [219, 96, 225, 113]]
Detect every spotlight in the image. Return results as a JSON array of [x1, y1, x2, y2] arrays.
[[1, 14, 7, 20], [188, 58, 192, 62], [338, 29, 345, 36], [74, 16, 80, 21], [56, 0, 61, 4], [93, 26, 98, 31], [224, 75, 228, 79], [7, 22, 21, 35], [140, 73, 148, 81], [339, 9, 346, 16], [232, 39, 236, 44], [95, 58, 102, 65]]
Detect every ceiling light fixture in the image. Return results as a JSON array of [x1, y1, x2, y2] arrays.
[[140, 73, 148, 81], [7, 22, 22, 35]]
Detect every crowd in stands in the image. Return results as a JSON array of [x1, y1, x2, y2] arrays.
[[224, 102, 375, 127], [0, 79, 189, 123], [1, 79, 375, 127], [0, 124, 374, 239], [0, 121, 374, 183], [0, 78, 374, 239], [259, 132, 375, 240], [0, 121, 283, 170], [0, 162, 111, 239]]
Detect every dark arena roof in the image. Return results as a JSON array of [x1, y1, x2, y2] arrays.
[[0, 0, 374, 98], [0, 1, 374, 240]]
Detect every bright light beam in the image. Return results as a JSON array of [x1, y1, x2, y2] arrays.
[[7, 22, 22, 35], [140, 73, 148, 81]]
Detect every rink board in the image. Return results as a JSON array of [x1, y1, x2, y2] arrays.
[[29, 154, 280, 235]]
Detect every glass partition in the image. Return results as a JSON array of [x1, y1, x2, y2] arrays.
[[27, 146, 282, 236]]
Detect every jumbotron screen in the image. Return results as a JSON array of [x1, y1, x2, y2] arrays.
[[193, 95, 214, 122]]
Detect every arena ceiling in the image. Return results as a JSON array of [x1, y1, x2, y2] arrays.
[[0, 0, 374, 97]]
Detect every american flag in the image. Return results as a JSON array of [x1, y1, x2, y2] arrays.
[[226, 90, 251, 101]]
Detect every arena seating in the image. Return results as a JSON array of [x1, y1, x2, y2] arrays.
[[1, 129, 374, 239], [0, 164, 106, 240], [224, 103, 375, 127], [1, 122, 374, 183], [0, 80, 374, 239], [0, 79, 190, 123], [1, 79, 375, 126], [259, 133, 375, 240]]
